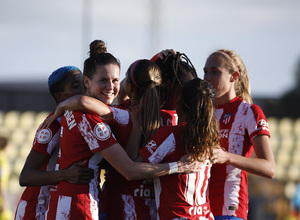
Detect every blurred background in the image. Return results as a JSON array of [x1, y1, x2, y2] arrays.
[[1, 0, 300, 219]]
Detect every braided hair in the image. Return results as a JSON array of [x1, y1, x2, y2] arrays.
[[153, 52, 198, 108]]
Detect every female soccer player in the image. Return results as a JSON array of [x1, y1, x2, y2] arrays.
[[130, 78, 219, 219], [15, 66, 94, 220], [44, 41, 201, 220], [203, 49, 275, 220]]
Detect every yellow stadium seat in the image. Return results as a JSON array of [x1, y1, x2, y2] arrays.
[[26, 128, 37, 145], [270, 135, 280, 155], [19, 111, 36, 130], [291, 149, 300, 166], [20, 143, 32, 161], [10, 128, 27, 146], [278, 117, 293, 136], [7, 176, 23, 194], [0, 110, 5, 126], [279, 135, 295, 153], [294, 118, 300, 137], [267, 117, 279, 136], [284, 181, 296, 200], [274, 163, 287, 181], [276, 149, 291, 167], [3, 110, 21, 130], [5, 142, 18, 161], [287, 165, 300, 182]]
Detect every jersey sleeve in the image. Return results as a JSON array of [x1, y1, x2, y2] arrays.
[[139, 126, 176, 164], [108, 106, 130, 127], [31, 114, 61, 157], [247, 104, 271, 140], [77, 112, 118, 153]]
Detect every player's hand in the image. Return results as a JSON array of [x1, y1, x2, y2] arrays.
[[158, 49, 177, 59], [42, 104, 64, 128], [64, 160, 94, 184], [42, 115, 56, 128], [212, 147, 229, 164], [177, 155, 204, 173]]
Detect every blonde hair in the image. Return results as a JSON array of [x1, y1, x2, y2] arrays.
[[126, 59, 162, 145], [212, 49, 253, 104]]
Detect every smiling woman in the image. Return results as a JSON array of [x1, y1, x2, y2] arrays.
[[83, 40, 121, 105]]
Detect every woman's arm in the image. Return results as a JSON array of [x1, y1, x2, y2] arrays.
[[213, 135, 275, 179], [19, 151, 94, 186], [43, 95, 112, 128], [100, 143, 201, 181]]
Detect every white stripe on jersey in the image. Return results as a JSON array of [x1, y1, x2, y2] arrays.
[[46, 128, 60, 156], [56, 196, 71, 220], [185, 173, 196, 205], [195, 163, 210, 206], [153, 177, 162, 220], [145, 197, 157, 220], [78, 114, 100, 151], [38, 124, 60, 219], [88, 152, 102, 220], [223, 101, 249, 216], [15, 200, 27, 220], [148, 133, 176, 164], [121, 194, 137, 219], [110, 107, 130, 125]]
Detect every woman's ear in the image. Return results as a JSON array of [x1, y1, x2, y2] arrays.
[[231, 71, 240, 82], [55, 92, 62, 103], [83, 75, 90, 90]]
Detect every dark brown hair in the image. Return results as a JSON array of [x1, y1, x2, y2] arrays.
[[83, 40, 120, 80], [181, 78, 219, 162]]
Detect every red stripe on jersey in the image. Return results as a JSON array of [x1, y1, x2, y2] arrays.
[[209, 97, 270, 219], [140, 124, 213, 219], [16, 112, 61, 219]]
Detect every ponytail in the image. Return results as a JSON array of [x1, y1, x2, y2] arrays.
[[139, 84, 161, 144], [126, 59, 162, 145], [182, 78, 219, 163]]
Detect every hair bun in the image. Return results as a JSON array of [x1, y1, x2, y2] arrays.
[[89, 40, 107, 57]]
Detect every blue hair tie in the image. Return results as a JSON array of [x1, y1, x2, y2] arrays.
[[48, 66, 81, 89]]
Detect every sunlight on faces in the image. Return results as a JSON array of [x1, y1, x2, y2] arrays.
[[84, 64, 120, 104], [203, 55, 233, 100]]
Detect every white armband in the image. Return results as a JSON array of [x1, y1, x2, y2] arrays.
[[168, 162, 178, 174]]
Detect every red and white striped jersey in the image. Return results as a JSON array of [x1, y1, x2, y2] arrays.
[[15, 113, 61, 220], [45, 110, 117, 220], [104, 106, 157, 220], [139, 123, 214, 220], [208, 97, 270, 219]]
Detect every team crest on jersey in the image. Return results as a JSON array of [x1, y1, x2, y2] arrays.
[[257, 119, 269, 131], [222, 113, 233, 125], [94, 122, 111, 141], [145, 140, 157, 154], [36, 128, 52, 144]]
